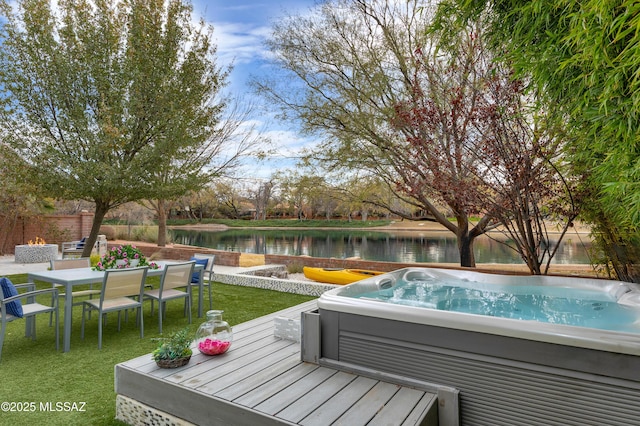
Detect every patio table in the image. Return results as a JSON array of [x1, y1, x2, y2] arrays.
[[28, 261, 204, 352]]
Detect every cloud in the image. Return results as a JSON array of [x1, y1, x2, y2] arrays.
[[191, 0, 318, 181], [210, 22, 271, 67]]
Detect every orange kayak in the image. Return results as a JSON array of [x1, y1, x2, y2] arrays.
[[303, 267, 384, 285]]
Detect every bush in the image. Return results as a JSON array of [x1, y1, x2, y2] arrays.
[[99, 225, 116, 240], [287, 262, 304, 274], [89, 254, 101, 267], [111, 225, 170, 244]]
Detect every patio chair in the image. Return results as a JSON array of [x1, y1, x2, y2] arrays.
[[49, 258, 100, 325], [80, 267, 148, 349], [191, 254, 215, 311], [1, 278, 59, 362], [61, 236, 107, 259], [144, 262, 194, 333]]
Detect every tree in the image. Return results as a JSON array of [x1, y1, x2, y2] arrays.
[[209, 180, 245, 219], [252, 180, 274, 221], [260, 0, 572, 269], [443, 1, 640, 280], [144, 97, 263, 246], [0, 0, 228, 256], [275, 170, 329, 220]]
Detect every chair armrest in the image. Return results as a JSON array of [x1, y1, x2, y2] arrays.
[[62, 241, 82, 250], [2, 287, 59, 305], [14, 283, 36, 292]]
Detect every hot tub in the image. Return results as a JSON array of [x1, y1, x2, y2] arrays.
[[311, 268, 640, 426]]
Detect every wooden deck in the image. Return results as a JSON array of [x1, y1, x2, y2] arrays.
[[115, 300, 439, 426]]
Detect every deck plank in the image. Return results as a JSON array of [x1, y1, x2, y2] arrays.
[[252, 366, 338, 414], [332, 381, 401, 426], [368, 387, 428, 426], [215, 353, 303, 401], [197, 342, 301, 394], [298, 376, 378, 426], [402, 393, 439, 426], [275, 370, 358, 423], [232, 362, 321, 408], [164, 337, 293, 385]]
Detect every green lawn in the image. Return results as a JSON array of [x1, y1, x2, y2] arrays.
[[164, 218, 393, 228], [0, 274, 315, 425]]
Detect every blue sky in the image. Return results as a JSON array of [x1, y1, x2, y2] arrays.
[[191, 0, 319, 180]]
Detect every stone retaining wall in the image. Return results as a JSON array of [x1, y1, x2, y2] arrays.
[[214, 266, 337, 297]]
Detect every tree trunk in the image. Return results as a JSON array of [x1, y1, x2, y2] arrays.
[[457, 231, 476, 268], [157, 198, 167, 247], [82, 201, 109, 258]]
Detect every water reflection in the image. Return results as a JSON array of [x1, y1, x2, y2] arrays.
[[169, 228, 593, 264]]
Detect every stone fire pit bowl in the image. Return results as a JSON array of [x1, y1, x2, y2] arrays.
[[15, 244, 59, 263]]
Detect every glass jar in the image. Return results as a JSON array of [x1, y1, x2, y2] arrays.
[[195, 310, 233, 355]]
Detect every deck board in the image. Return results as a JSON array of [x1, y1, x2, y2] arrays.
[[115, 299, 438, 426], [333, 381, 401, 426], [216, 353, 302, 401], [253, 366, 338, 414], [233, 362, 321, 408], [276, 371, 357, 423], [298, 376, 378, 426]]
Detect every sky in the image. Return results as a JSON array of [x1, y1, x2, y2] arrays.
[[191, 0, 320, 181]]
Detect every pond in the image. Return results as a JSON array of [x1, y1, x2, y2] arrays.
[[169, 228, 593, 265]]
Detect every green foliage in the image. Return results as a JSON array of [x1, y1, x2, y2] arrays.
[[111, 225, 167, 243], [286, 262, 305, 274], [0, 0, 229, 256], [94, 244, 158, 270], [89, 254, 101, 267], [166, 218, 392, 228], [445, 0, 640, 280], [152, 328, 193, 361], [130, 226, 162, 243]]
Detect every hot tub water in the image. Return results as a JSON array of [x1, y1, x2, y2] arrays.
[[356, 275, 639, 332]]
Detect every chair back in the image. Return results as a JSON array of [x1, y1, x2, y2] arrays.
[[193, 254, 215, 274], [50, 258, 90, 270], [160, 262, 195, 292], [101, 267, 148, 300]]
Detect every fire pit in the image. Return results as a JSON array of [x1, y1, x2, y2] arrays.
[[15, 237, 58, 263]]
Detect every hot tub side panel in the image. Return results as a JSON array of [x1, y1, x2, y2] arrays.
[[318, 309, 640, 426]]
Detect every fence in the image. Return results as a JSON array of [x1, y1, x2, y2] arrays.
[[0, 212, 94, 255]]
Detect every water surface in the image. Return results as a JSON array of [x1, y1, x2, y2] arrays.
[[170, 228, 593, 264], [354, 276, 638, 332]]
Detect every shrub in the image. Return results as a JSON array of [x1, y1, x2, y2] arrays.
[[89, 254, 101, 267], [99, 225, 116, 240], [287, 262, 304, 274]]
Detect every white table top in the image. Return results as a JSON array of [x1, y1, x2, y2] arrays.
[[28, 261, 198, 285]]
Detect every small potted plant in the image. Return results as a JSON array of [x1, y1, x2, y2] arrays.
[[152, 328, 193, 369]]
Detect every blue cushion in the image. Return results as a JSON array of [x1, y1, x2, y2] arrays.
[[190, 257, 209, 283], [1, 277, 23, 318], [76, 237, 87, 249]]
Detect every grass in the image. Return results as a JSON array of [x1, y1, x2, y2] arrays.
[[164, 218, 393, 228], [105, 219, 394, 245], [0, 273, 315, 425]]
